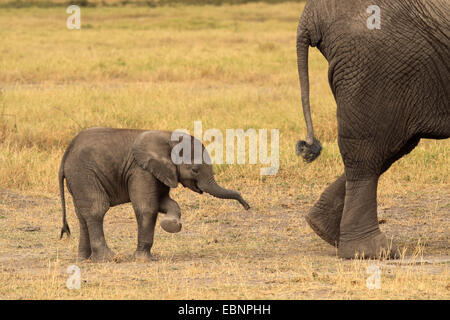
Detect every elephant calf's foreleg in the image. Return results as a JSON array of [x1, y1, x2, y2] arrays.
[[133, 208, 158, 261], [306, 174, 346, 247], [159, 195, 182, 233]]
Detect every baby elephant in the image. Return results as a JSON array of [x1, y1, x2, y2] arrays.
[[59, 127, 250, 262]]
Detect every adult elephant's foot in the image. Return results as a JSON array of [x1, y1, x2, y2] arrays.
[[338, 231, 400, 259], [305, 174, 346, 247], [338, 175, 400, 260], [90, 247, 116, 262], [160, 217, 182, 233], [133, 250, 157, 262], [305, 205, 341, 247]]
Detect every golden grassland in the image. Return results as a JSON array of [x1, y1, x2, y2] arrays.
[[0, 3, 448, 299], [0, 0, 291, 8]]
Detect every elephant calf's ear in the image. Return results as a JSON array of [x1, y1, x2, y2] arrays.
[[132, 132, 178, 188]]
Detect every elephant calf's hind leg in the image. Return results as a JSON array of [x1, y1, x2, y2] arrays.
[[86, 216, 116, 262], [76, 215, 91, 261], [73, 197, 114, 262]]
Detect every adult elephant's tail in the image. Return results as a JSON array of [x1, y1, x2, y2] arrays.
[[295, 17, 322, 163]]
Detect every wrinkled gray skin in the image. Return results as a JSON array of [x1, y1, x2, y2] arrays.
[[296, 0, 449, 259], [59, 128, 250, 262]]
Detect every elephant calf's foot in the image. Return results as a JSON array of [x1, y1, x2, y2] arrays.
[[90, 248, 116, 262], [305, 204, 342, 247], [77, 249, 92, 262], [338, 232, 400, 260], [133, 250, 157, 262], [160, 217, 182, 233]]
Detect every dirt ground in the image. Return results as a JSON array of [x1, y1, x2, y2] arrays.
[[0, 186, 448, 299]]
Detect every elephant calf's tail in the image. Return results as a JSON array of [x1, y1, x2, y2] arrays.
[[59, 158, 71, 239], [296, 18, 322, 163]]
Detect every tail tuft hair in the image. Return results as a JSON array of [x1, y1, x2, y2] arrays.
[[60, 223, 71, 239], [296, 138, 322, 163]]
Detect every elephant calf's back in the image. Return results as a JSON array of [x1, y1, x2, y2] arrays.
[[61, 128, 143, 204]]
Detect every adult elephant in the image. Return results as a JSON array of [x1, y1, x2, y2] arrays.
[[295, 0, 449, 259]]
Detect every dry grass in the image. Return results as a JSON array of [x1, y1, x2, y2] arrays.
[[0, 3, 448, 299]]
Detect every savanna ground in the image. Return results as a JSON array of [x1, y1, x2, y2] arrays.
[[0, 1, 449, 299]]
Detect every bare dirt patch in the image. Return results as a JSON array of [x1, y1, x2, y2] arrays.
[[0, 187, 448, 299]]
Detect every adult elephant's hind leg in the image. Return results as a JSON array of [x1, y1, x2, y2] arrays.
[[338, 176, 399, 259], [337, 136, 421, 259], [305, 174, 346, 247]]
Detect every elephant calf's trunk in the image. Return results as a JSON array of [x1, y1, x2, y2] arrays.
[[199, 178, 250, 210]]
